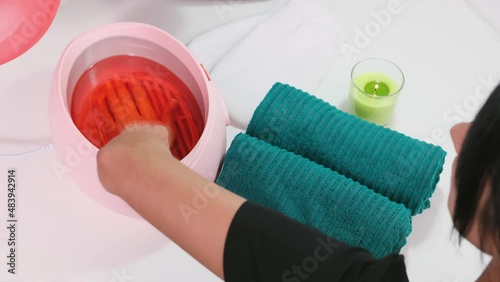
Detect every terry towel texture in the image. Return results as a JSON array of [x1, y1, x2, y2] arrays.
[[247, 83, 447, 215], [216, 82, 446, 258], [217, 134, 412, 259]]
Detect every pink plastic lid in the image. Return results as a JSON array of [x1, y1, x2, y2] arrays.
[[0, 0, 60, 65]]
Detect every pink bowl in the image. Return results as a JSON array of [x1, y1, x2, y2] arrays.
[[0, 0, 60, 65], [49, 22, 230, 218]]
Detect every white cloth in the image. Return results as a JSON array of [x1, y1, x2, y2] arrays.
[[188, 0, 344, 129], [189, 13, 272, 72]]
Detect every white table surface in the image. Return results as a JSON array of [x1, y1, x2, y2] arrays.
[[465, 0, 500, 36], [0, 0, 498, 281]]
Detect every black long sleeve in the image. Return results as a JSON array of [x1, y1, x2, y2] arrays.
[[224, 201, 409, 282]]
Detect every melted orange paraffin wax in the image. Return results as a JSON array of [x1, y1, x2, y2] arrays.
[[71, 55, 204, 159]]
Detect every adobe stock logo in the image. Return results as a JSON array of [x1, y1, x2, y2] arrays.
[[341, 0, 405, 63], [8, 0, 59, 54], [51, 140, 94, 182], [178, 183, 221, 224], [213, 0, 236, 21]]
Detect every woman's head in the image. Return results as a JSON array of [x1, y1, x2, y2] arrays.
[[449, 84, 500, 257]]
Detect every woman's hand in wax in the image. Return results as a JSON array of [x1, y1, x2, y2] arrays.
[[90, 75, 178, 147]]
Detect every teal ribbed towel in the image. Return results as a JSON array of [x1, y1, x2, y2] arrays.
[[247, 83, 447, 215], [217, 134, 412, 258]]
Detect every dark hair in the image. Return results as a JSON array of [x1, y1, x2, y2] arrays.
[[454, 83, 500, 254]]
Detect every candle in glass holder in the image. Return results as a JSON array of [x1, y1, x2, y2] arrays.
[[349, 59, 404, 126]]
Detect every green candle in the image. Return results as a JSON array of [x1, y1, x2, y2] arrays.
[[349, 72, 401, 125], [364, 81, 390, 96]]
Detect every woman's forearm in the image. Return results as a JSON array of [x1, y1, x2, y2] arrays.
[[96, 127, 246, 279]]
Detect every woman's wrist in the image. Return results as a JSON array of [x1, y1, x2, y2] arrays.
[[97, 124, 175, 197]]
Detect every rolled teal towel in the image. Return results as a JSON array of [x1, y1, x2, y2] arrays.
[[247, 83, 447, 215], [216, 134, 413, 258]]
